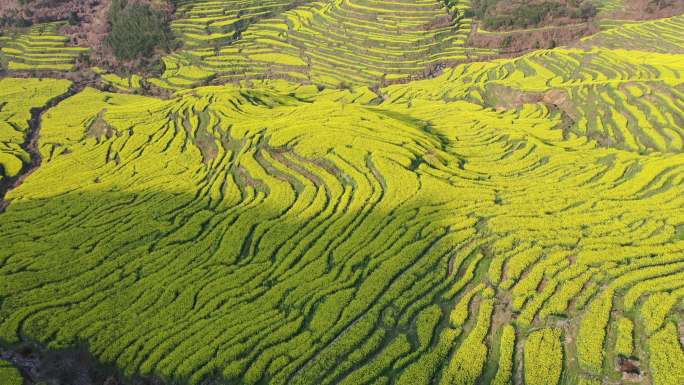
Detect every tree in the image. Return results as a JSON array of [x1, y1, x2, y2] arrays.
[[67, 11, 79, 26], [106, 1, 173, 61]]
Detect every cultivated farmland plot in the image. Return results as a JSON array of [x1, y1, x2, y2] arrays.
[[0, 1, 683, 385], [0, 22, 87, 72], [157, 0, 491, 88]]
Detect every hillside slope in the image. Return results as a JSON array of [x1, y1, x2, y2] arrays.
[[1, 3, 684, 385], [156, 0, 492, 88], [1, 13, 684, 385]]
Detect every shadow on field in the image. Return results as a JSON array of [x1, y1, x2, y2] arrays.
[[0, 184, 460, 385], [0, 343, 165, 385]]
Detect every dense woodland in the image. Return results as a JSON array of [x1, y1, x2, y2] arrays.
[[470, 0, 597, 30]]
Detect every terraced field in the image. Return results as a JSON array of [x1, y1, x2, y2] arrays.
[[582, 14, 684, 53], [592, 0, 626, 16], [0, 78, 72, 187], [1, 3, 684, 385], [0, 22, 87, 72], [390, 46, 684, 153], [156, 0, 494, 88]]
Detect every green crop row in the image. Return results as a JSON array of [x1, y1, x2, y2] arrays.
[[492, 324, 516, 385], [647, 322, 684, 385], [0, 22, 87, 72], [0, 77, 71, 182], [640, 292, 680, 335], [151, 0, 496, 88], [524, 328, 563, 385], [0, 360, 22, 385], [577, 291, 613, 373], [615, 316, 634, 356], [440, 299, 493, 385], [582, 14, 684, 53]]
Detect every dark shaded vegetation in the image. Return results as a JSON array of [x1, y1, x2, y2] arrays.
[[468, 14, 598, 52], [472, 0, 597, 30], [647, 0, 679, 11], [642, 0, 684, 16], [106, 0, 175, 61], [0, 6, 31, 27], [1, 343, 166, 385]]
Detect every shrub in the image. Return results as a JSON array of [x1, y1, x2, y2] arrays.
[[106, 1, 173, 60], [476, 0, 597, 30], [67, 11, 79, 26], [492, 324, 516, 385], [577, 291, 613, 372]]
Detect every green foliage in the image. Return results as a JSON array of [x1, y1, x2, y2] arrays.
[[577, 291, 613, 373], [449, 283, 484, 327], [152, 0, 494, 89], [583, 13, 684, 52], [2, 13, 684, 385], [524, 328, 563, 385], [440, 299, 493, 385], [641, 292, 678, 335], [416, 305, 442, 349], [0, 77, 71, 181], [396, 327, 460, 385], [473, 0, 597, 30], [578, 378, 601, 385], [0, 360, 22, 385], [106, 1, 173, 60], [648, 322, 684, 385], [492, 324, 516, 385]]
